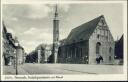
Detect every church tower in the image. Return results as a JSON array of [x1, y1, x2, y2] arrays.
[[52, 5, 59, 63]]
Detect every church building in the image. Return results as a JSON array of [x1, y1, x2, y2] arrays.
[[58, 15, 115, 64]]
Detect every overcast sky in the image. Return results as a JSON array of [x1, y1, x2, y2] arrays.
[[2, 3, 123, 53]]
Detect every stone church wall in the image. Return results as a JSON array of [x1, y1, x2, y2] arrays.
[[89, 25, 115, 64], [58, 40, 89, 64]]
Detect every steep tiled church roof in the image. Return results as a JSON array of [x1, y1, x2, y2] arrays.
[[66, 15, 103, 44]]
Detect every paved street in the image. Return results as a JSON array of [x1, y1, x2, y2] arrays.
[[3, 63, 123, 75], [3, 65, 29, 75]]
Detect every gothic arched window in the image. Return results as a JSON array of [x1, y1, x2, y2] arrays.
[[96, 42, 101, 54], [109, 47, 112, 61], [109, 56, 111, 61], [109, 47, 112, 54]]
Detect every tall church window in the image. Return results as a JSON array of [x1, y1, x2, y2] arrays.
[[97, 34, 100, 39], [66, 49, 68, 58], [109, 56, 111, 61], [76, 48, 79, 58], [109, 47, 112, 54], [96, 42, 101, 54], [70, 49, 72, 58], [80, 48, 82, 57], [74, 48, 76, 58], [109, 47, 112, 61]]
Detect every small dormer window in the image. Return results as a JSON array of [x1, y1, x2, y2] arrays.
[[101, 19, 104, 25], [97, 34, 100, 39]]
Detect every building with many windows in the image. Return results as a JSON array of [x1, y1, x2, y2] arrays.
[[2, 22, 25, 65], [2, 23, 16, 65], [58, 15, 115, 64]]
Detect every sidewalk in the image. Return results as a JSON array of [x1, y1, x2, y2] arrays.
[[55, 64, 123, 74], [3, 65, 16, 75], [18, 65, 29, 75], [3, 65, 29, 75], [41, 64, 123, 74]]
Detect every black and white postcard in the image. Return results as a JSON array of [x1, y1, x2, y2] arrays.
[[1, 0, 127, 81]]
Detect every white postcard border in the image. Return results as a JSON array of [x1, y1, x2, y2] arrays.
[[1, 0, 127, 81]]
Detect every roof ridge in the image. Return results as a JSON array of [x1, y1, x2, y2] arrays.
[[66, 15, 103, 44], [72, 15, 103, 31]]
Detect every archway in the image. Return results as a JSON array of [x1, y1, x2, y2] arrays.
[[96, 42, 101, 55], [96, 42, 103, 64]]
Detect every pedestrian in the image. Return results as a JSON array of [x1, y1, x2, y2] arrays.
[[96, 58, 100, 64], [99, 56, 103, 62]]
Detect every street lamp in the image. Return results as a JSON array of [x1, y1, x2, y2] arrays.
[[15, 37, 19, 75], [13, 50, 16, 69]]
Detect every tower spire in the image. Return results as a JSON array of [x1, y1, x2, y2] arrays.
[[52, 4, 59, 63], [54, 4, 58, 20], [55, 4, 57, 14]]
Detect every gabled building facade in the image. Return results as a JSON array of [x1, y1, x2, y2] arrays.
[[2, 23, 16, 66], [58, 15, 115, 64], [2, 22, 25, 65]]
